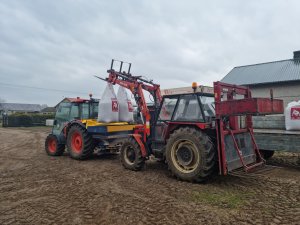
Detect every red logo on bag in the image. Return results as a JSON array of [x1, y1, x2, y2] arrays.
[[291, 107, 300, 120], [128, 101, 133, 112], [112, 99, 118, 112]]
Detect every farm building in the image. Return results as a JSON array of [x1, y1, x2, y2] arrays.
[[222, 51, 300, 107], [0, 103, 42, 116], [40, 107, 56, 114]]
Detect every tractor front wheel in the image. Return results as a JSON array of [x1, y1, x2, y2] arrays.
[[166, 127, 216, 182], [120, 138, 145, 171], [45, 134, 65, 156], [67, 125, 94, 160]]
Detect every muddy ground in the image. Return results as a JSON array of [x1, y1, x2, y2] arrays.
[[0, 127, 299, 225]]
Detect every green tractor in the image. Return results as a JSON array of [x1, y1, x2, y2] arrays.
[[45, 97, 98, 158], [45, 96, 137, 159]]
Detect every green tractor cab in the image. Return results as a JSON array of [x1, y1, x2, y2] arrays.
[[52, 97, 99, 136]]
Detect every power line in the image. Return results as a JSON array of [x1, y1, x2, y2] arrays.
[[0, 82, 88, 95]]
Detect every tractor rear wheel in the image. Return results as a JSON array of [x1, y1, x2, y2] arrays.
[[45, 134, 65, 156], [120, 138, 145, 171], [166, 127, 216, 182], [67, 125, 94, 160]]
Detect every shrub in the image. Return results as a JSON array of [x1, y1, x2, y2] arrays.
[[4, 113, 55, 127]]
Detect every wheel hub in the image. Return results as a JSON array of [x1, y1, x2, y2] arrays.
[[176, 146, 193, 166], [171, 139, 200, 173], [48, 138, 56, 153], [71, 132, 82, 153]]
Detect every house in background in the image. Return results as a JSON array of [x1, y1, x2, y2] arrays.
[[0, 103, 42, 117], [40, 107, 56, 114], [222, 51, 300, 107]]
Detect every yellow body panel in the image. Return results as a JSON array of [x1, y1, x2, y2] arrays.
[[81, 119, 136, 132], [106, 124, 136, 132]]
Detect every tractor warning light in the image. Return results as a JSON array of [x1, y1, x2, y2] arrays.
[[192, 82, 198, 91]]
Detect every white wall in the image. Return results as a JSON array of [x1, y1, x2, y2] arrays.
[[249, 82, 300, 107]]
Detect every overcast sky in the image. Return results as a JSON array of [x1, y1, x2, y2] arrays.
[[0, 0, 299, 105]]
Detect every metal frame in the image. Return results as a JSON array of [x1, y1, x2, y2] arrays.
[[213, 82, 283, 175]]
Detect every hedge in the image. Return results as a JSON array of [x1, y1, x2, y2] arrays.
[[2, 113, 55, 127]]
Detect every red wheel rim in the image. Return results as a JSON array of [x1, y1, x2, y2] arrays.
[[48, 138, 57, 153], [71, 131, 82, 153]]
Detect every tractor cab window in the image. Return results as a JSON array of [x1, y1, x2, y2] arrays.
[[199, 96, 215, 118], [91, 102, 99, 119], [81, 103, 89, 119], [55, 102, 71, 121], [158, 97, 178, 121], [173, 95, 203, 121], [70, 104, 79, 120]]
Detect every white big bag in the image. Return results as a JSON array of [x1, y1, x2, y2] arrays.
[[117, 86, 134, 122], [285, 100, 300, 130], [97, 83, 119, 123]]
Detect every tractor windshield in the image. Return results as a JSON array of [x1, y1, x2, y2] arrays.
[[55, 102, 72, 121], [158, 94, 215, 122], [173, 95, 203, 121], [158, 97, 178, 120], [53, 102, 72, 135]]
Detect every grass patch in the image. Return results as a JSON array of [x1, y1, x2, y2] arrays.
[[191, 190, 253, 209]]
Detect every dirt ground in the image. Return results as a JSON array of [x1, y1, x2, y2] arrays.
[[0, 127, 299, 225]]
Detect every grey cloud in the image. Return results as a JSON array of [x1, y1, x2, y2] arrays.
[[0, 0, 300, 105]]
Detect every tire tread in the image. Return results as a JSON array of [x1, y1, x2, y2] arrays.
[[120, 137, 145, 171], [45, 134, 65, 156], [67, 125, 94, 160], [166, 127, 216, 183]]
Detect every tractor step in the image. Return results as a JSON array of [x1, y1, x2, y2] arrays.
[[242, 161, 265, 172], [228, 164, 279, 178]]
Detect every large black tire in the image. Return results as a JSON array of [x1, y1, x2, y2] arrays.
[[259, 150, 275, 160], [67, 125, 94, 160], [45, 134, 65, 156], [120, 138, 145, 171], [166, 127, 216, 183]]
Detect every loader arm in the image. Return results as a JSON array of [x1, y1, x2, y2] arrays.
[[97, 60, 162, 137]]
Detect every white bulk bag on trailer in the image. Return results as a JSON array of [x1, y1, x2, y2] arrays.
[[97, 83, 119, 123], [285, 100, 300, 130], [117, 86, 134, 122]]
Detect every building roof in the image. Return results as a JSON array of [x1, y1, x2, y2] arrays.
[[40, 107, 56, 113], [54, 97, 92, 108], [65, 97, 90, 103], [221, 58, 300, 86], [0, 103, 42, 112]]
